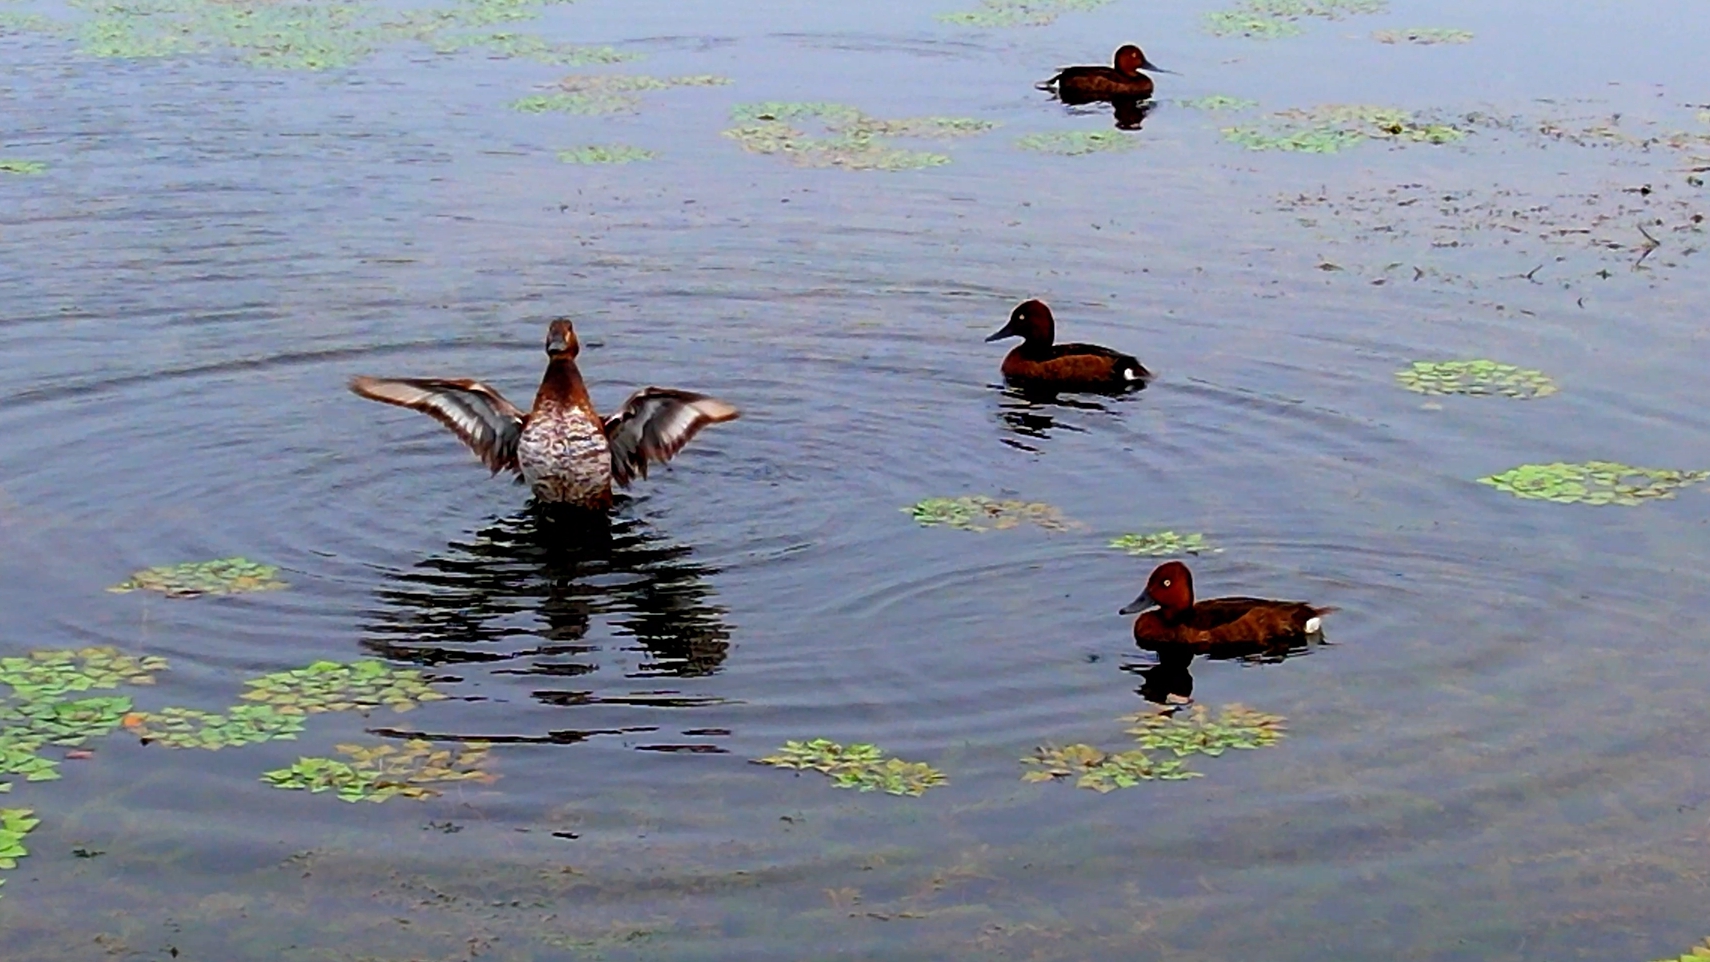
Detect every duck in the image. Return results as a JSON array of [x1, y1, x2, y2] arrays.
[[986, 299, 1150, 389], [349, 319, 738, 511], [1119, 561, 1335, 657], [1038, 44, 1173, 103]]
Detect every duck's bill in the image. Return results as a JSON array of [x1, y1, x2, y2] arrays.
[[1140, 60, 1178, 75], [985, 323, 1018, 342], [1119, 589, 1156, 615]]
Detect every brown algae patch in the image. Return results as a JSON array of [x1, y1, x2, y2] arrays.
[[1396, 360, 1557, 399], [937, 0, 1109, 27], [1204, 0, 1385, 39], [1372, 27, 1472, 44], [724, 102, 995, 170], [1478, 462, 1710, 505], [514, 74, 730, 115], [905, 495, 1076, 532], [1224, 104, 1466, 152], [1015, 131, 1139, 156], [108, 557, 285, 598], [754, 739, 947, 796]]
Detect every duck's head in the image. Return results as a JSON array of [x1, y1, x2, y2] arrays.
[[987, 299, 1055, 346], [1114, 44, 1173, 77], [545, 318, 581, 359], [1120, 561, 1194, 615]]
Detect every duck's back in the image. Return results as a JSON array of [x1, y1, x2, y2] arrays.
[[1051, 66, 1153, 99], [1135, 598, 1324, 652], [1002, 342, 1148, 387]]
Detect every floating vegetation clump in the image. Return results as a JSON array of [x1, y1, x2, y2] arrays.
[[1224, 104, 1465, 152], [1016, 130, 1139, 156], [1478, 461, 1710, 505], [108, 557, 286, 598], [754, 739, 947, 796], [0, 159, 46, 176], [1124, 704, 1286, 756], [1372, 27, 1473, 44], [1108, 531, 1219, 557], [513, 74, 730, 115], [262, 740, 495, 802], [1205, 0, 1385, 38], [1654, 940, 1710, 962], [724, 102, 995, 171], [556, 144, 656, 164], [0, 648, 166, 701], [1178, 95, 1259, 111], [0, 808, 39, 896], [1395, 360, 1557, 399], [430, 31, 631, 65], [1021, 743, 1198, 792], [905, 495, 1075, 532], [0, 648, 167, 788], [123, 704, 305, 749], [937, 0, 1110, 28]]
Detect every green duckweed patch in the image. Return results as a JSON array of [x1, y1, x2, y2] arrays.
[[431, 31, 631, 65], [724, 102, 995, 171], [754, 739, 947, 796], [262, 740, 495, 803], [1108, 531, 1219, 557], [1373, 27, 1473, 44], [1178, 95, 1259, 111], [108, 557, 285, 598], [905, 496, 1076, 532], [1478, 461, 1710, 506], [1396, 360, 1557, 399], [1015, 130, 1139, 156], [0, 648, 165, 701], [514, 74, 730, 115], [1655, 940, 1710, 962], [0, 159, 47, 175], [0, 648, 167, 788], [1224, 104, 1466, 153], [936, 0, 1109, 28], [1123, 704, 1286, 756], [556, 144, 655, 164], [1021, 743, 1199, 792], [1205, 0, 1385, 39], [0, 808, 39, 895]]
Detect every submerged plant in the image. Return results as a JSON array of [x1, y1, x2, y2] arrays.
[[1395, 360, 1557, 398], [0, 159, 46, 175], [1177, 95, 1259, 111], [1123, 704, 1287, 756], [0, 808, 39, 896], [263, 740, 495, 802], [1108, 531, 1219, 557], [108, 557, 285, 598], [937, 0, 1110, 27], [1015, 130, 1139, 156], [724, 101, 995, 171], [754, 739, 947, 796], [1204, 0, 1385, 38], [905, 495, 1075, 532], [1478, 461, 1710, 505], [1372, 27, 1473, 44], [556, 144, 656, 164], [513, 74, 730, 115], [1021, 743, 1198, 792], [1224, 104, 1465, 152]]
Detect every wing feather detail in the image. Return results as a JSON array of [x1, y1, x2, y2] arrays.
[[349, 376, 525, 475], [603, 387, 739, 488]]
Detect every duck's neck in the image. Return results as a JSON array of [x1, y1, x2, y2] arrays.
[[534, 355, 598, 417]]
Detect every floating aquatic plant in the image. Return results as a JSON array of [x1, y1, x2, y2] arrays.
[[263, 740, 495, 802], [123, 704, 306, 750], [1223, 104, 1465, 153], [431, 31, 631, 64], [0, 159, 46, 176], [1021, 743, 1198, 792], [1178, 95, 1259, 111], [1478, 461, 1710, 505], [1123, 704, 1286, 756], [1205, 0, 1385, 38], [724, 101, 995, 171], [108, 557, 285, 598], [1108, 531, 1219, 557], [1015, 130, 1139, 156], [0, 648, 166, 701], [937, 0, 1110, 27], [0, 808, 39, 896], [1373, 27, 1472, 44], [1654, 939, 1710, 962], [0, 647, 167, 788], [1395, 360, 1557, 399], [905, 495, 1075, 532], [557, 144, 656, 164], [754, 739, 947, 796], [513, 74, 730, 115]]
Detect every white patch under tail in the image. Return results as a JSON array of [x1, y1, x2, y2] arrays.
[[1304, 616, 1322, 635]]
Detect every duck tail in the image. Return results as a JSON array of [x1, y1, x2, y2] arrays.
[[1035, 73, 1062, 91]]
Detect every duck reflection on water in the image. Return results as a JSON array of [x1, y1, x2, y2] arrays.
[[362, 506, 731, 684], [993, 384, 1141, 452], [1124, 636, 1317, 706]]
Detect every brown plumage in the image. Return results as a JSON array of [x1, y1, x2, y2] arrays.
[[350, 319, 738, 510], [1038, 44, 1172, 103], [986, 299, 1150, 390], [1119, 561, 1335, 658]]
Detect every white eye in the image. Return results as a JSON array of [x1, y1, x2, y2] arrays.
[[1162, 579, 1171, 587]]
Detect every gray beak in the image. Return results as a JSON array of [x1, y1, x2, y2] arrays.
[[1119, 589, 1156, 616], [986, 321, 1018, 343]]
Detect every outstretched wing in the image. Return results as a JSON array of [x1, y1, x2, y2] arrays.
[[349, 376, 525, 475], [603, 387, 739, 487]]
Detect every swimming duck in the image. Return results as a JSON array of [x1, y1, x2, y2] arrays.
[[986, 299, 1150, 389], [1038, 44, 1173, 103], [1119, 561, 1334, 656], [350, 319, 738, 511]]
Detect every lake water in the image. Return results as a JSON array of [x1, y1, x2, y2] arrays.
[[3, 0, 1710, 957]]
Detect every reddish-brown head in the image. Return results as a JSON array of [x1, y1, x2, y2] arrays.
[[545, 318, 580, 358], [986, 299, 1055, 347], [1113, 44, 1172, 77], [1119, 561, 1195, 615]]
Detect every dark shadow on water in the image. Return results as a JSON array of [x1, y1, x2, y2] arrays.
[[360, 503, 731, 680], [1057, 94, 1155, 131], [992, 382, 1141, 452], [1121, 637, 1320, 705]]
